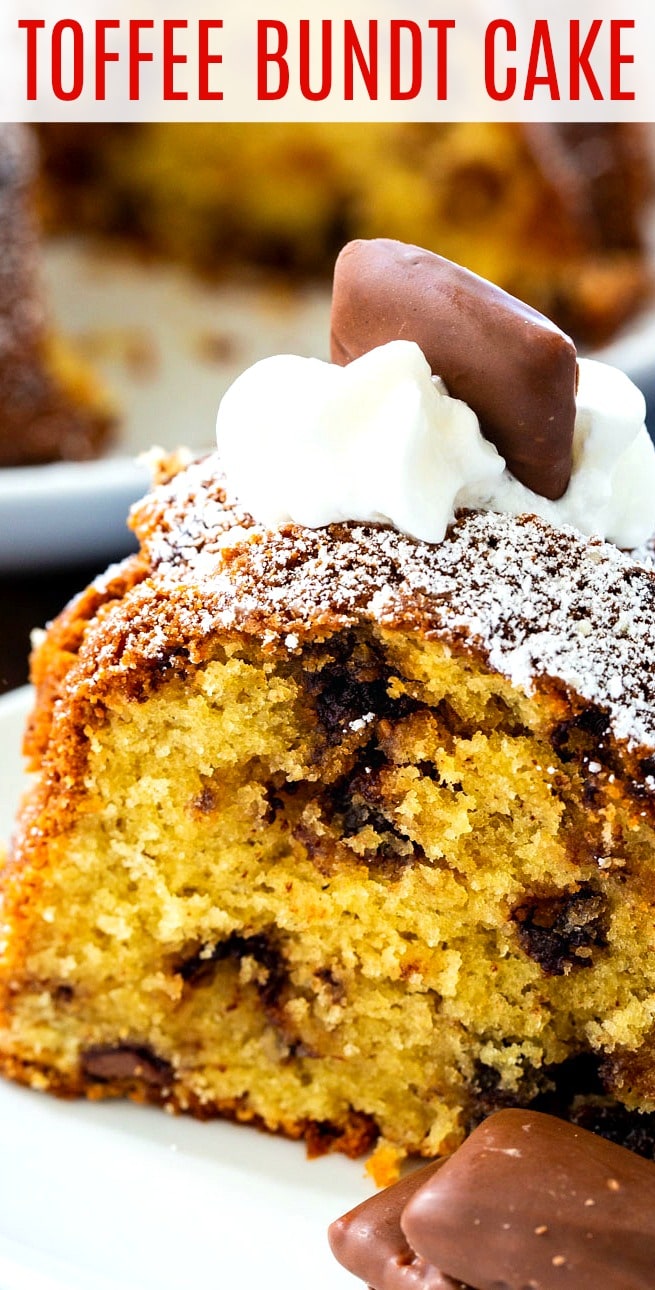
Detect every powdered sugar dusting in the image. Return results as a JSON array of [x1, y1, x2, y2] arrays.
[[131, 454, 655, 754]]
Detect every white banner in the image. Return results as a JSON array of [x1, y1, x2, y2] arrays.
[[1, 0, 654, 121]]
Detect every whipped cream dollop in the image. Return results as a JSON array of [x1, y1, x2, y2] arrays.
[[215, 340, 655, 549]]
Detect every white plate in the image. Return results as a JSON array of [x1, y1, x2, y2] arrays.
[[0, 457, 151, 572], [0, 239, 332, 572], [2, 236, 655, 573], [0, 686, 373, 1290]]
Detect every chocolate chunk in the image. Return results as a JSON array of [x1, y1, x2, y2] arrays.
[[402, 1110, 655, 1290], [330, 239, 577, 500], [306, 1112, 378, 1160], [467, 1052, 655, 1163], [468, 1061, 545, 1127], [304, 663, 417, 745], [309, 668, 394, 742], [328, 1160, 468, 1290], [550, 705, 610, 763], [512, 888, 608, 976], [570, 1098, 655, 1161], [81, 1043, 173, 1088], [341, 793, 415, 864]]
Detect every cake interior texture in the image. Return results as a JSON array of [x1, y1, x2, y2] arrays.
[[3, 458, 655, 1166]]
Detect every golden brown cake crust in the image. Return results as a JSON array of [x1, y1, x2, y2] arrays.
[[132, 456, 655, 752]]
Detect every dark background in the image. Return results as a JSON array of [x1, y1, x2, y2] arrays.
[[0, 560, 107, 696]]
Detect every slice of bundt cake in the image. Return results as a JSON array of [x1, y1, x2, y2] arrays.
[[0, 124, 114, 468], [2, 244, 655, 1174], [4, 460, 655, 1165]]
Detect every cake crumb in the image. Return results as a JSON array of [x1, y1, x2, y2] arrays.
[[365, 1140, 406, 1188]]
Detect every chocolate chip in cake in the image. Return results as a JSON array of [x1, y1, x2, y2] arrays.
[[301, 632, 419, 744], [582, 778, 604, 808], [639, 755, 655, 780], [569, 1098, 655, 1161], [314, 966, 344, 1003], [538, 1051, 605, 1108], [551, 705, 611, 764], [324, 755, 418, 867], [512, 887, 609, 975], [345, 800, 415, 864], [469, 1058, 549, 1127], [192, 784, 216, 814], [262, 778, 300, 823], [310, 667, 415, 743], [177, 931, 286, 1006], [81, 1043, 173, 1087]]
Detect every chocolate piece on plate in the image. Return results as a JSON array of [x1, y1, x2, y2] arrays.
[[402, 1109, 655, 1290], [328, 1160, 468, 1290], [331, 239, 578, 501]]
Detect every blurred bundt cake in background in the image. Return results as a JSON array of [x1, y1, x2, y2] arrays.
[[38, 122, 653, 346], [0, 124, 114, 468], [2, 121, 651, 468]]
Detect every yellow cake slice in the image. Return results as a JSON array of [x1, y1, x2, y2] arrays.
[[3, 447, 655, 1166]]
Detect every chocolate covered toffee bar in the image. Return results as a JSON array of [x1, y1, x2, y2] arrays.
[[330, 238, 578, 499], [329, 1110, 655, 1290]]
